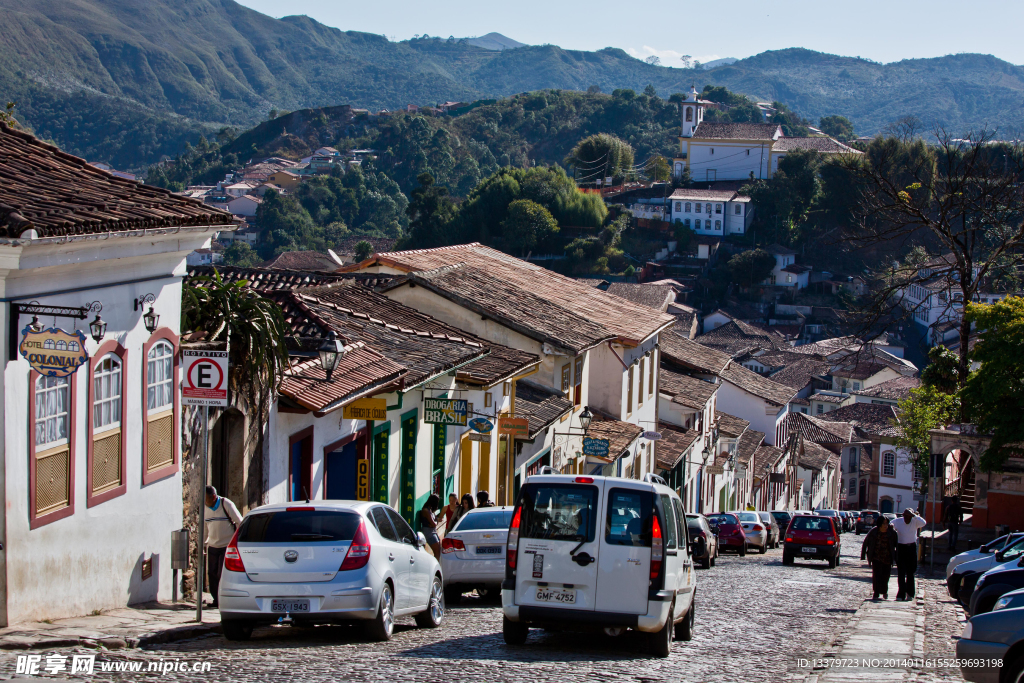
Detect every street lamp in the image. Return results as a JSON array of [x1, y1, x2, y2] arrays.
[[88, 314, 107, 343], [143, 306, 159, 333], [579, 406, 593, 433], [317, 331, 345, 381]]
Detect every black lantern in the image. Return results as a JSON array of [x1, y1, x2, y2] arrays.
[[143, 306, 159, 333], [702, 444, 712, 466], [579, 406, 593, 433], [29, 315, 43, 333], [89, 314, 107, 343], [317, 331, 345, 381]]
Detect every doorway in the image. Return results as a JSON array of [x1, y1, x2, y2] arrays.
[[210, 409, 246, 507], [289, 428, 313, 502], [325, 441, 359, 500], [880, 497, 894, 514]]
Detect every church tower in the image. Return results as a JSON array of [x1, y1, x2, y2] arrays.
[[681, 84, 704, 138]]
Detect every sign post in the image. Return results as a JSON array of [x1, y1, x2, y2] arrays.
[[929, 453, 943, 571], [181, 350, 230, 623]]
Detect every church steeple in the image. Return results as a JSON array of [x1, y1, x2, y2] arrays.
[[681, 84, 704, 138]]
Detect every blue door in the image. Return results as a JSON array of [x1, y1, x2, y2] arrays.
[[291, 441, 303, 501], [325, 441, 359, 500]]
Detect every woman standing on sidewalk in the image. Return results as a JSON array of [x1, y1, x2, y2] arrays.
[[861, 516, 899, 600]]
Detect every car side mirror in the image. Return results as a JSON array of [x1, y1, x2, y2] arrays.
[[416, 532, 428, 550]]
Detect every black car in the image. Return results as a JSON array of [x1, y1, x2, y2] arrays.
[[686, 513, 719, 568], [969, 561, 1024, 616], [959, 571, 985, 611], [855, 510, 879, 535], [770, 510, 794, 537]]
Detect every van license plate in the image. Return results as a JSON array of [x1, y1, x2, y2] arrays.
[[271, 599, 310, 613], [536, 588, 576, 604], [801, 547, 817, 553], [476, 546, 502, 554]]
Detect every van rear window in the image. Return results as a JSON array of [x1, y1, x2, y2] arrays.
[[606, 488, 654, 547], [518, 484, 597, 542], [237, 510, 361, 543]]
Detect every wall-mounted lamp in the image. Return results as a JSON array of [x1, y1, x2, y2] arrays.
[[86, 302, 106, 343], [318, 331, 346, 381], [135, 293, 159, 333]]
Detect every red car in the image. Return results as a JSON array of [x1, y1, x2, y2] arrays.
[[783, 514, 842, 568], [706, 513, 747, 557]]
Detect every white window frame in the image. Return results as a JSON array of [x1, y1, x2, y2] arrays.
[[92, 353, 122, 435], [35, 375, 71, 449], [883, 452, 896, 477], [147, 341, 174, 415]]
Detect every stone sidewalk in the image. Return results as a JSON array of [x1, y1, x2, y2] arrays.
[[0, 602, 220, 651]]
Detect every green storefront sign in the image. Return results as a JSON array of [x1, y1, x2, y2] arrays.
[[423, 398, 468, 426], [432, 423, 446, 497], [400, 411, 417, 526], [373, 422, 390, 504]]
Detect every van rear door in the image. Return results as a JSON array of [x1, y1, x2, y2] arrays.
[[595, 485, 655, 614], [514, 480, 603, 611]]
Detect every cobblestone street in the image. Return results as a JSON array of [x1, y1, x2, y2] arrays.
[[1, 536, 974, 683]]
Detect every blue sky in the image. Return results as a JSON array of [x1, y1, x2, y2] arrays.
[[235, 0, 1024, 65]]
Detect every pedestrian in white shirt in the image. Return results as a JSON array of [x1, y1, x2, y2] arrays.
[[204, 485, 242, 609], [892, 508, 927, 601]]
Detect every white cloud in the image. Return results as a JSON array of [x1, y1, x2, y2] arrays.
[[626, 45, 721, 65]]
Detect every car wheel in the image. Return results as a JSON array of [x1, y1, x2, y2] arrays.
[[444, 585, 462, 605], [759, 540, 767, 554], [221, 620, 254, 642], [675, 596, 695, 642], [975, 597, 997, 616], [783, 552, 793, 566], [366, 582, 395, 642], [739, 545, 746, 557], [502, 616, 529, 645], [1002, 653, 1024, 683], [856, 529, 861, 536], [828, 556, 837, 569], [649, 600, 674, 657], [710, 552, 716, 567], [700, 555, 710, 569], [415, 574, 445, 628]]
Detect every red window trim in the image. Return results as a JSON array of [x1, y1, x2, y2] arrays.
[[86, 341, 128, 507], [141, 328, 180, 486], [28, 368, 78, 530], [289, 426, 315, 502]]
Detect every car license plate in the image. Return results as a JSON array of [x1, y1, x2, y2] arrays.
[[535, 588, 576, 604], [476, 546, 502, 555], [270, 599, 310, 613], [801, 547, 817, 553]]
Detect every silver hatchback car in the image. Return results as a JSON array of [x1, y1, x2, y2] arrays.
[[218, 501, 444, 641]]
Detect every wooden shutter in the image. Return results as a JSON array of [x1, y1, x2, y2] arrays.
[[91, 430, 122, 494], [35, 445, 71, 515], [147, 413, 174, 472]]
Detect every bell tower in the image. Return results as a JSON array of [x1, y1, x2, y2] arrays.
[[680, 84, 704, 138]]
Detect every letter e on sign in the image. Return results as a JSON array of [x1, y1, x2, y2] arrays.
[[182, 350, 229, 407]]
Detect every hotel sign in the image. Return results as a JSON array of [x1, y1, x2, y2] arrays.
[[424, 398, 467, 426], [20, 327, 88, 377]]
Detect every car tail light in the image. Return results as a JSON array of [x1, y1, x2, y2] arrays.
[[224, 528, 246, 573], [753, 524, 764, 531], [826, 536, 836, 545], [339, 520, 371, 570], [650, 514, 663, 581], [441, 537, 465, 554], [786, 536, 794, 542], [575, 477, 594, 483], [507, 506, 521, 571], [733, 528, 745, 538]]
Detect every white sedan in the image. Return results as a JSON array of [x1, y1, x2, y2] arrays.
[[440, 506, 514, 603]]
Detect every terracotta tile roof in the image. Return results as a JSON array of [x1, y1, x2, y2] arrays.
[[261, 250, 341, 272], [799, 440, 835, 471], [752, 444, 785, 482], [782, 263, 813, 274], [710, 302, 767, 323], [719, 360, 797, 406], [767, 357, 832, 391], [668, 188, 744, 201], [659, 368, 719, 409], [765, 243, 797, 256], [514, 380, 573, 438], [832, 360, 892, 380], [716, 410, 751, 438], [774, 136, 860, 154], [809, 392, 846, 404], [697, 319, 785, 356], [780, 412, 849, 444], [186, 266, 388, 291], [655, 423, 699, 470], [660, 331, 732, 374], [605, 282, 675, 311], [817, 403, 902, 438], [737, 429, 765, 465], [288, 282, 538, 387], [692, 122, 782, 141], [792, 336, 861, 356], [587, 419, 644, 460], [365, 243, 675, 348], [279, 343, 406, 413], [850, 376, 921, 401], [576, 278, 610, 289], [0, 123, 237, 237], [334, 236, 399, 255]]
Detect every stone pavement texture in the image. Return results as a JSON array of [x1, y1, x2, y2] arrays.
[[0, 603, 219, 651]]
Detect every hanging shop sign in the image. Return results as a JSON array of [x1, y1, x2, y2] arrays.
[[20, 327, 88, 377], [468, 417, 494, 434], [768, 472, 786, 483], [705, 465, 725, 476], [467, 432, 490, 442], [498, 417, 530, 438], [424, 398, 468, 426], [343, 397, 387, 421], [642, 431, 663, 441], [182, 350, 229, 407], [582, 437, 611, 457]]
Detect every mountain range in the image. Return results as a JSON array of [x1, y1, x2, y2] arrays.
[[3, 0, 1022, 168]]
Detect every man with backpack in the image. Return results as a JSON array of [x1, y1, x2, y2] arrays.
[[204, 485, 242, 609]]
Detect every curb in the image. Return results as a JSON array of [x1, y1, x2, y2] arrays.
[[137, 623, 221, 647], [0, 623, 221, 651]]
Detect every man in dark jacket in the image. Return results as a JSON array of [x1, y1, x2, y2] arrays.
[[862, 517, 899, 600], [944, 497, 963, 551]]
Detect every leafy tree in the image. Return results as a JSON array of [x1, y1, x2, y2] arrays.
[[769, 101, 811, 137], [961, 297, 1024, 470], [643, 84, 658, 97], [1, 102, 16, 126], [700, 86, 749, 107], [741, 149, 822, 242], [500, 199, 559, 255], [565, 133, 635, 184], [223, 241, 261, 267], [354, 240, 374, 262], [819, 115, 855, 141], [894, 386, 960, 483], [404, 173, 457, 247], [920, 345, 960, 394], [644, 56, 661, 66], [728, 249, 776, 288], [673, 221, 693, 250]]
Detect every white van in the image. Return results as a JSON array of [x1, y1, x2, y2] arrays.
[[500, 473, 698, 657]]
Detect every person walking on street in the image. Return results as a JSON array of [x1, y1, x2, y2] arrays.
[[944, 497, 963, 551], [476, 490, 495, 508], [204, 485, 241, 609], [861, 516, 898, 600], [441, 493, 459, 535], [418, 494, 442, 557], [892, 507, 927, 601]]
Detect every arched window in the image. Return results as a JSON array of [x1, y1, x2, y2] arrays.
[[143, 331, 180, 484], [705, 220, 711, 230], [31, 372, 76, 527], [685, 202, 691, 212], [735, 204, 742, 215], [675, 202, 681, 212], [694, 203, 701, 213], [684, 219, 690, 228], [685, 107, 693, 122], [715, 204, 722, 214], [883, 451, 896, 477], [715, 220, 721, 230], [89, 344, 127, 505]]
